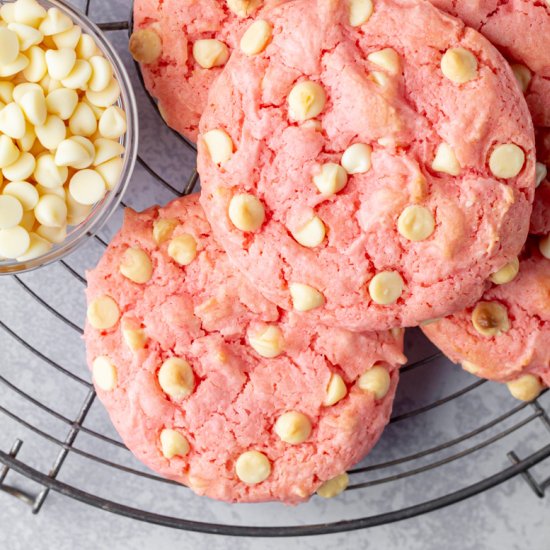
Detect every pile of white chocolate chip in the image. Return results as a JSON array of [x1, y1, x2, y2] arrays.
[[0, 0, 127, 262]]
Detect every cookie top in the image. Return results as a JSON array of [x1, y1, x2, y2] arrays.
[[197, 0, 536, 332], [131, 0, 283, 142], [84, 195, 406, 504], [430, 0, 550, 235], [422, 239, 550, 401]]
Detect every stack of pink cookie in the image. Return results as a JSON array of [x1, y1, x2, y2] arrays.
[[83, 0, 547, 504]]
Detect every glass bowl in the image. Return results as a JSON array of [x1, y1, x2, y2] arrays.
[[0, 0, 138, 275]]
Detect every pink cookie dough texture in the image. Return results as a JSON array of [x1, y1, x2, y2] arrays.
[[422, 241, 550, 388], [198, 0, 536, 332], [132, 0, 283, 142], [430, 0, 550, 234], [84, 195, 406, 504]]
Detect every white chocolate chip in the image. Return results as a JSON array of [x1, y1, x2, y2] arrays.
[[3, 151, 36, 181], [167, 234, 197, 266], [153, 218, 178, 245], [85, 78, 120, 108], [45, 47, 76, 80], [489, 144, 525, 179], [489, 257, 520, 285], [87, 295, 120, 329], [511, 63, 532, 93], [160, 429, 190, 459], [158, 357, 195, 400], [289, 282, 325, 311], [291, 215, 326, 248], [348, 0, 373, 26], [68, 169, 106, 205], [93, 138, 124, 166], [69, 102, 97, 136], [471, 301, 510, 336], [121, 318, 147, 352], [129, 28, 162, 64], [432, 142, 461, 176], [36, 223, 67, 244], [397, 205, 435, 241], [540, 234, 550, 259], [0, 27, 20, 66], [3, 181, 39, 210], [0, 225, 30, 258], [226, 0, 262, 17], [368, 48, 400, 75], [0, 54, 29, 78], [0, 102, 26, 139], [248, 324, 284, 358], [46, 88, 78, 119], [357, 365, 391, 399], [18, 87, 47, 126], [17, 121, 36, 151], [95, 157, 123, 191], [0, 135, 20, 168], [34, 194, 67, 227], [240, 19, 272, 56], [193, 39, 229, 69], [228, 193, 265, 232], [52, 25, 81, 50], [22, 45, 46, 82], [0, 82, 14, 104], [313, 163, 348, 196], [76, 33, 100, 60], [34, 153, 68, 188], [235, 451, 271, 484], [35, 114, 66, 149], [13, 82, 42, 104], [441, 47, 478, 84], [16, 231, 51, 261], [274, 411, 311, 444], [55, 138, 91, 168], [98, 106, 126, 139], [119, 247, 153, 284], [341, 143, 372, 174], [324, 373, 347, 406], [368, 271, 404, 305], [13, 0, 46, 27], [8, 23, 43, 52], [88, 56, 113, 92], [288, 81, 326, 121], [507, 375, 543, 402], [202, 129, 233, 165], [0, 195, 23, 229], [61, 59, 92, 90], [39, 8, 73, 37], [92, 356, 117, 391], [317, 473, 349, 498], [536, 163, 547, 188]]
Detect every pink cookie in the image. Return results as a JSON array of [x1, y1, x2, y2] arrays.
[[84, 195, 406, 504], [198, 0, 536, 332], [422, 239, 550, 400], [430, 0, 550, 234], [131, 0, 284, 142]]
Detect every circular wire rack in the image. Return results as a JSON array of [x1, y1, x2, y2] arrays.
[[1, 0, 550, 538]]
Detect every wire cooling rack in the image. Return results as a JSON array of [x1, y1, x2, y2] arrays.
[[1, 0, 550, 537]]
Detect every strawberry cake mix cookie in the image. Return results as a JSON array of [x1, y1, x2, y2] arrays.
[[84, 195, 406, 504], [422, 238, 550, 402], [130, 0, 284, 141], [430, 0, 550, 235], [198, 0, 536, 332]]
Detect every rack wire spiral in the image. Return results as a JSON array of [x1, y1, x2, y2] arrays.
[[1, 0, 550, 537]]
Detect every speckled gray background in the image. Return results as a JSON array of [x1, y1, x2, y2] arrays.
[[1, 1, 550, 548]]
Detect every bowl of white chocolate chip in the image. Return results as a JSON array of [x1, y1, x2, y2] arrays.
[[0, 0, 138, 273]]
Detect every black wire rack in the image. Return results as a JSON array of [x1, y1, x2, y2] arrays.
[[1, 0, 550, 538]]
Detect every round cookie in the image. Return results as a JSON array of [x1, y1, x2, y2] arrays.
[[130, 0, 283, 142], [84, 195, 406, 504], [422, 239, 550, 401], [198, 0, 536, 332], [430, 0, 550, 235]]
